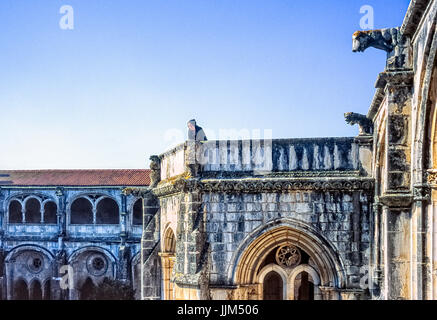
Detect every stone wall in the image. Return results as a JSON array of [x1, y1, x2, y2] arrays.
[[152, 137, 374, 300], [204, 190, 371, 289]]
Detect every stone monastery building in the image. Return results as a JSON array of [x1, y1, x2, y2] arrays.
[[2, 0, 437, 300]]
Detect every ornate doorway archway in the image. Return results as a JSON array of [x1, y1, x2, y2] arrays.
[[263, 271, 283, 300], [160, 227, 176, 300], [231, 222, 344, 300]]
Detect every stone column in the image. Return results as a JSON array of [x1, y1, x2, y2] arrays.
[[141, 192, 161, 300], [159, 252, 175, 300], [370, 201, 383, 299], [54, 188, 67, 300], [5, 261, 13, 300], [118, 192, 132, 282], [381, 204, 412, 300], [117, 244, 131, 282], [56, 187, 66, 237], [426, 171, 437, 299], [411, 184, 432, 299], [376, 70, 414, 300], [120, 192, 128, 241]]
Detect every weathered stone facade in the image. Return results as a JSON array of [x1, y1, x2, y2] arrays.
[[3, 0, 437, 301], [138, 137, 374, 300], [0, 177, 147, 300], [364, 0, 437, 300], [137, 0, 437, 300]]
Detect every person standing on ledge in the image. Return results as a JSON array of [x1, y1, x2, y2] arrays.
[[187, 119, 207, 141]]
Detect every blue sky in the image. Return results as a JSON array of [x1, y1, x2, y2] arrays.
[[0, 0, 410, 169]]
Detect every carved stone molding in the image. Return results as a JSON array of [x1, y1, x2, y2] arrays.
[[201, 170, 361, 179], [427, 169, 437, 186], [153, 177, 375, 198], [401, 0, 431, 36], [122, 187, 151, 198], [368, 87, 386, 120]]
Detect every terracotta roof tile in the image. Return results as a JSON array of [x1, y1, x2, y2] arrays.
[[0, 170, 150, 186]]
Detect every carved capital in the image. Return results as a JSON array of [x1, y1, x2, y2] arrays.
[[427, 169, 437, 186], [55, 187, 64, 197], [413, 184, 430, 202]]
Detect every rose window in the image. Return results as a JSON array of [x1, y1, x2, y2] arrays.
[[275, 245, 301, 268], [86, 254, 108, 276], [27, 255, 43, 273]]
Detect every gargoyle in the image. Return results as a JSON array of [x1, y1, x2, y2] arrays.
[[352, 27, 408, 70], [344, 112, 373, 135]]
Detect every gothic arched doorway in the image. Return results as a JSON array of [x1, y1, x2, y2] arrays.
[[263, 271, 283, 300], [13, 279, 29, 300], [43, 280, 51, 300], [295, 271, 314, 300], [233, 224, 343, 300], [161, 227, 176, 300], [29, 280, 42, 300]]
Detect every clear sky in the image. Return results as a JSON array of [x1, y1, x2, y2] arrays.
[[0, 0, 410, 169]]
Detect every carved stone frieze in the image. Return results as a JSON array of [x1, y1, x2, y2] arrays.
[[152, 177, 374, 197]]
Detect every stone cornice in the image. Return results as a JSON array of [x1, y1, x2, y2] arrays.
[[201, 170, 362, 179], [375, 70, 415, 89], [379, 192, 413, 208], [152, 177, 375, 198], [158, 142, 186, 159], [401, 0, 431, 37]]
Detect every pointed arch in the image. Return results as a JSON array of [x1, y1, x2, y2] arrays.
[[229, 219, 345, 292], [13, 279, 28, 300], [258, 264, 288, 300], [96, 197, 119, 224], [25, 198, 41, 223], [29, 279, 42, 300], [8, 200, 22, 223]]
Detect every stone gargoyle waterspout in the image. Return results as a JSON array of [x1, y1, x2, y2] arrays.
[[352, 27, 409, 70], [344, 112, 373, 135]]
